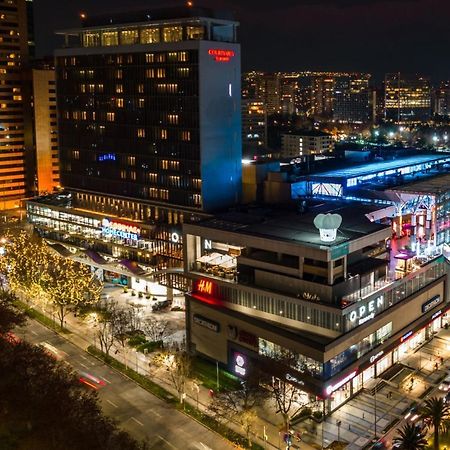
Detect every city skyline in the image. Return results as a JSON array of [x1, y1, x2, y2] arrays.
[[34, 0, 450, 81]]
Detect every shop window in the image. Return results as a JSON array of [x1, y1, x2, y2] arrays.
[[101, 31, 119, 46], [141, 28, 160, 44], [120, 29, 139, 45]]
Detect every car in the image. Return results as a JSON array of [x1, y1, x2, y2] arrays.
[[439, 376, 450, 391], [404, 405, 420, 423], [39, 341, 64, 360], [78, 371, 106, 390], [444, 392, 450, 404], [152, 300, 171, 312]]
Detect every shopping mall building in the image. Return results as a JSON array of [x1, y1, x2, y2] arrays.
[[183, 204, 450, 414]]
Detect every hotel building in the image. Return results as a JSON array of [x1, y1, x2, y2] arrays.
[[27, 6, 242, 291], [184, 205, 449, 414]]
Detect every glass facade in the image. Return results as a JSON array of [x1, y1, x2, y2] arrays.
[[56, 50, 202, 209]]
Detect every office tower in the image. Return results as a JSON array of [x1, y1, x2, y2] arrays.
[[384, 73, 431, 123], [278, 73, 299, 116], [28, 6, 241, 291], [333, 73, 370, 124], [31, 63, 59, 193], [434, 81, 450, 117], [241, 99, 267, 149], [263, 73, 280, 115], [0, 0, 33, 209]]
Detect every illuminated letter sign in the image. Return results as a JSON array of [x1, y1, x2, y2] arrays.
[[422, 295, 442, 313], [170, 232, 180, 243], [193, 314, 220, 332], [369, 351, 384, 364], [204, 239, 212, 250], [348, 296, 384, 325], [197, 279, 213, 296], [101, 219, 140, 241], [325, 371, 357, 396], [208, 49, 235, 62], [431, 310, 442, 321], [400, 330, 413, 342], [234, 352, 247, 377]]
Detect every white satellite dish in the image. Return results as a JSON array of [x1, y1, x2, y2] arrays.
[[313, 213, 342, 242]]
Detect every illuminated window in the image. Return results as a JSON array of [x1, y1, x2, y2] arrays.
[[170, 161, 179, 171], [81, 111, 87, 120], [130, 170, 137, 181], [177, 67, 190, 77], [163, 27, 182, 42], [120, 170, 126, 179], [161, 129, 168, 140], [167, 114, 178, 125], [157, 68, 166, 78], [148, 172, 157, 183], [101, 31, 119, 46], [137, 84, 144, 93], [181, 130, 191, 141], [137, 128, 145, 138], [80, 84, 86, 93], [116, 55, 123, 64], [146, 68, 155, 78], [161, 160, 169, 170], [97, 84, 104, 93], [72, 150, 79, 159], [159, 189, 169, 200], [192, 194, 202, 206], [116, 84, 123, 93], [88, 84, 95, 93], [106, 112, 115, 122], [138, 98, 145, 108], [116, 69, 123, 79], [149, 187, 158, 199], [83, 32, 100, 47], [116, 98, 124, 108], [141, 28, 160, 44], [169, 175, 181, 187], [120, 29, 138, 45], [192, 178, 201, 189], [186, 26, 204, 40], [145, 53, 155, 63], [156, 53, 166, 63]]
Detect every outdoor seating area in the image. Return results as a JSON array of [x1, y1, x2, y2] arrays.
[[194, 252, 237, 280]]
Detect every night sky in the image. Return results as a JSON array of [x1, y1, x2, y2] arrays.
[[34, 0, 450, 82]]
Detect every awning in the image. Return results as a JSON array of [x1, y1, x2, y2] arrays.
[[85, 249, 108, 265], [119, 259, 146, 276], [46, 242, 73, 258]]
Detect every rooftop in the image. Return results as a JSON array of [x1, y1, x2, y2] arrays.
[[389, 172, 450, 195], [308, 153, 450, 182], [284, 129, 332, 138], [194, 204, 389, 249]]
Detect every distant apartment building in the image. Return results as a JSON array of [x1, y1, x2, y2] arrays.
[[31, 65, 59, 193], [311, 74, 334, 119], [385, 73, 431, 123], [333, 74, 370, 124], [281, 130, 334, 159], [242, 99, 267, 149]]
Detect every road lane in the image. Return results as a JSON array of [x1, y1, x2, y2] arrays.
[[16, 320, 234, 450]]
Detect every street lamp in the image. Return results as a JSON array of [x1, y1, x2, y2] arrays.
[[192, 381, 200, 409], [336, 420, 341, 442]]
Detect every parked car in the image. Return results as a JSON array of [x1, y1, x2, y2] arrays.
[[439, 375, 450, 391], [152, 300, 171, 312]]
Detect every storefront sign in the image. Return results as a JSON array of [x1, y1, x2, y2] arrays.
[[400, 330, 413, 342], [369, 350, 384, 364], [204, 239, 212, 250], [422, 295, 442, 313], [196, 279, 214, 295], [238, 330, 258, 348], [208, 49, 235, 62], [348, 296, 384, 325], [170, 232, 180, 243], [432, 310, 442, 320], [101, 219, 140, 241], [233, 352, 247, 377], [193, 314, 220, 333], [325, 370, 357, 396]]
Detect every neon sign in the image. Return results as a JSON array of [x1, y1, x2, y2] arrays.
[[400, 330, 413, 342], [369, 351, 384, 364], [208, 49, 235, 62], [101, 218, 140, 241]]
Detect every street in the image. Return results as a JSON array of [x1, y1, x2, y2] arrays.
[[17, 319, 235, 450]]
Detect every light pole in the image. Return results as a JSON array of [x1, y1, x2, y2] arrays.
[[192, 381, 200, 409], [374, 379, 378, 439], [216, 360, 220, 390], [336, 420, 341, 442]]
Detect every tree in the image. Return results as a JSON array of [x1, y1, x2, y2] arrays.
[[209, 381, 264, 446], [393, 423, 428, 450], [154, 350, 191, 403], [142, 317, 170, 343], [112, 308, 133, 368], [0, 289, 25, 335], [421, 396, 450, 450], [96, 301, 118, 357]]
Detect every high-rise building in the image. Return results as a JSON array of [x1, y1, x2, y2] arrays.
[[310, 74, 334, 119], [384, 73, 431, 123], [27, 6, 241, 291], [31, 63, 59, 193], [434, 81, 450, 117], [0, 0, 34, 209], [333, 74, 370, 124]]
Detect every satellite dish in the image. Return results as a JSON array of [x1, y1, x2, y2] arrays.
[[313, 213, 342, 242]]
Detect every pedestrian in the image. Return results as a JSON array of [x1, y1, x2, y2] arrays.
[[389, 391, 393, 399], [441, 357, 444, 365], [348, 424, 351, 431], [362, 413, 365, 420]]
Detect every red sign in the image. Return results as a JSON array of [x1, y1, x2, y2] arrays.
[[192, 279, 222, 306], [208, 49, 235, 62], [197, 279, 213, 295]]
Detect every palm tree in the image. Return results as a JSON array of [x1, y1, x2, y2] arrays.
[[421, 396, 450, 450], [393, 423, 428, 450]]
